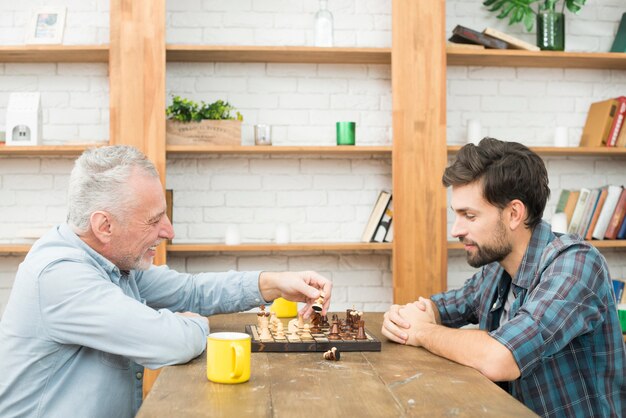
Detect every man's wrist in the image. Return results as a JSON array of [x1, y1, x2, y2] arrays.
[[258, 271, 280, 302]]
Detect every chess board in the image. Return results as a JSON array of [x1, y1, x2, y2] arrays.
[[245, 324, 382, 353]]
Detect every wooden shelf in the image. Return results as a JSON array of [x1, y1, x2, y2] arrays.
[[167, 242, 392, 253], [0, 45, 109, 63], [448, 145, 626, 157], [166, 145, 392, 155], [0, 144, 104, 156], [0, 245, 31, 255], [447, 48, 626, 70], [166, 45, 391, 64], [448, 240, 626, 250]]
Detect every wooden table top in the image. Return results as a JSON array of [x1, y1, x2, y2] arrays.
[[137, 313, 536, 418]]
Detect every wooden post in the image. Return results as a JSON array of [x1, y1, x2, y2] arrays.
[[392, 0, 447, 303], [109, 0, 166, 397]]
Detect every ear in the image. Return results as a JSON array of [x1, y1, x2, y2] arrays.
[[506, 199, 526, 230], [90, 211, 113, 244]]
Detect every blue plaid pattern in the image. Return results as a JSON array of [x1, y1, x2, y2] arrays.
[[432, 221, 625, 417]]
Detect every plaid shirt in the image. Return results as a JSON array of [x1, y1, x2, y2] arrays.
[[432, 221, 625, 417]]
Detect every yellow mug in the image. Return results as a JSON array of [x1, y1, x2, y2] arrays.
[[206, 332, 251, 384], [270, 297, 298, 318]]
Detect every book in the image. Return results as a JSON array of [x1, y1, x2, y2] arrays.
[[606, 96, 626, 147], [482, 27, 540, 51], [448, 25, 508, 49], [373, 198, 393, 243], [613, 279, 625, 304], [618, 212, 626, 240], [446, 41, 485, 50], [579, 99, 618, 147], [604, 189, 626, 240], [610, 12, 626, 53], [361, 191, 392, 243], [384, 221, 393, 243], [591, 185, 624, 239], [563, 190, 580, 226], [617, 119, 626, 147], [555, 189, 571, 213], [585, 187, 608, 241], [567, 188, 590, 236], [577, 188, 600, 237]]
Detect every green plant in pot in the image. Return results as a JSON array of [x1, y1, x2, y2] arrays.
[[482, 0, 587, 51], [165, 96, 244, 146]]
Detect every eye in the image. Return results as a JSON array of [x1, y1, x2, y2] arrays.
[[465, 213, 476, 220]]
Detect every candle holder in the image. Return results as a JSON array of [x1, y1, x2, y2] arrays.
[[336, 121, 355, 146], [254, 124, 272, 146]]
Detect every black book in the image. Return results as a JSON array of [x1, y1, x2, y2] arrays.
[[449, 25, 508, 49]]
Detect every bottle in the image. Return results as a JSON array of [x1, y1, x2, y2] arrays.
[[314, 0, 333, 47]]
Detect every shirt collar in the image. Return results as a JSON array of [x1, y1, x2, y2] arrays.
[[512, 220, 554, 290], [58, 223, 122, 278]]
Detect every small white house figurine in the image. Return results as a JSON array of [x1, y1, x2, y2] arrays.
[[6, 92, 42, 146]]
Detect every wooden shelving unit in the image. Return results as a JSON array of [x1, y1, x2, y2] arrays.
[[447, 48, 626, 70], [0, 45, 109, 63], [448, 240, 626, 250], [166, 145, 392, 155], [167, 242, 392, 253], [0, 245, 31, 256], [0, 144, 104, 156], [448, 145, 626, 156], [166, 45, 391, 64]]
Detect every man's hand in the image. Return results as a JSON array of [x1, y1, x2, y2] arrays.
[[381, 304, 412, 344], [258, 271, 332, 317], [397, 303, 436, 347], [381, 298, 438, 346]]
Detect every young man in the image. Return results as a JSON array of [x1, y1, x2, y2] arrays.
[[382, 138, 624, 417], [0, 145, 332, 418]]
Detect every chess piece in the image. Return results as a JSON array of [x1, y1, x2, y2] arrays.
[[259, 324, 272, 340], [297, 313, 304, 330], [327, 320, 341, 340], [355, 320, 367, 340], [323, 347, 340, 361], [310, 312, 322, 333], [312, 291, 325, 312], [275, 322, 286, 339], [287, 318, 299, 333], [320, 314, 329, 328]]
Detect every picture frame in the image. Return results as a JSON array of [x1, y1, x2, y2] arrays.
[[25, 6, 66, 45]]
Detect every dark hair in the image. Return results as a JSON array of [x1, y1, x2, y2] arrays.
[[442, 137, 550, 229]]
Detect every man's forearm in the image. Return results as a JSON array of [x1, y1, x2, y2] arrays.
[[414, 323, 521, 382]]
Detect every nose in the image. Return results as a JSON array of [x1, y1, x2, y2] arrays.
[[160, 215, 175, 240], [450, 215, 466, 239]]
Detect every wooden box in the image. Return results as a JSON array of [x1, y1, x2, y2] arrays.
[[166, 119, 242, 146]]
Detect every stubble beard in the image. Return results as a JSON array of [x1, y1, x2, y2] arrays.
[[464, 219, 512, 268]]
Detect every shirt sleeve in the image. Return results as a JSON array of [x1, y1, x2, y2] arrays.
[[431, 269, 484, 328], [134, 265, 265, 316], [38, 260, 209, 369], [489, 245, 607, 378]]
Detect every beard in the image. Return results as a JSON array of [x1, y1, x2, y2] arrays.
[[462, 219, 512, 268]]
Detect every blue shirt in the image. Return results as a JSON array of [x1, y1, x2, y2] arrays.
[[0, 223, 264, 418], [432, 221, 625, 417]]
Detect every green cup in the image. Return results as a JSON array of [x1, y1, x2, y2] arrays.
[[618, 305, 626, 333], [336, 122, 356, 146]]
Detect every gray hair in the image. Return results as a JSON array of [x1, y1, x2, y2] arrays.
[[67, 145, 159, 233]]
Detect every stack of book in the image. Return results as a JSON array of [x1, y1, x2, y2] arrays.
[[447, 25, 539, 51], [555, 185, 626, 240], [361, 191, 393, 243], [579, 96, 626, 147], [613, 279, 626, 305]]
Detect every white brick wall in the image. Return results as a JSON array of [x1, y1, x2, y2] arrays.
[[1, 0, 625, 315]]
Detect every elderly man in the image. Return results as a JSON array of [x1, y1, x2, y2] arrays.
[[0, 145, 332, 418]]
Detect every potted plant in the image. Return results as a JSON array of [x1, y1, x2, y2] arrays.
[[482, 0, 587, 51], [165, 96, 244, 146]]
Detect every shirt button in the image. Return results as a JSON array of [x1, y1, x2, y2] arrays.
[[255, 298, 260, 303], [136, 372, 143, 380]]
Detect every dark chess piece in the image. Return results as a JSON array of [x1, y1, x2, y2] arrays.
[[320, 314, 329, 328], [355, 320, 367, 340], [327, 320, 341, 340], [310, 312, 322, 333], [323, 347, 340, 361]]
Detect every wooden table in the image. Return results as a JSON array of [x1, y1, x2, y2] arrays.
[[137, 313, 536, 417]]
